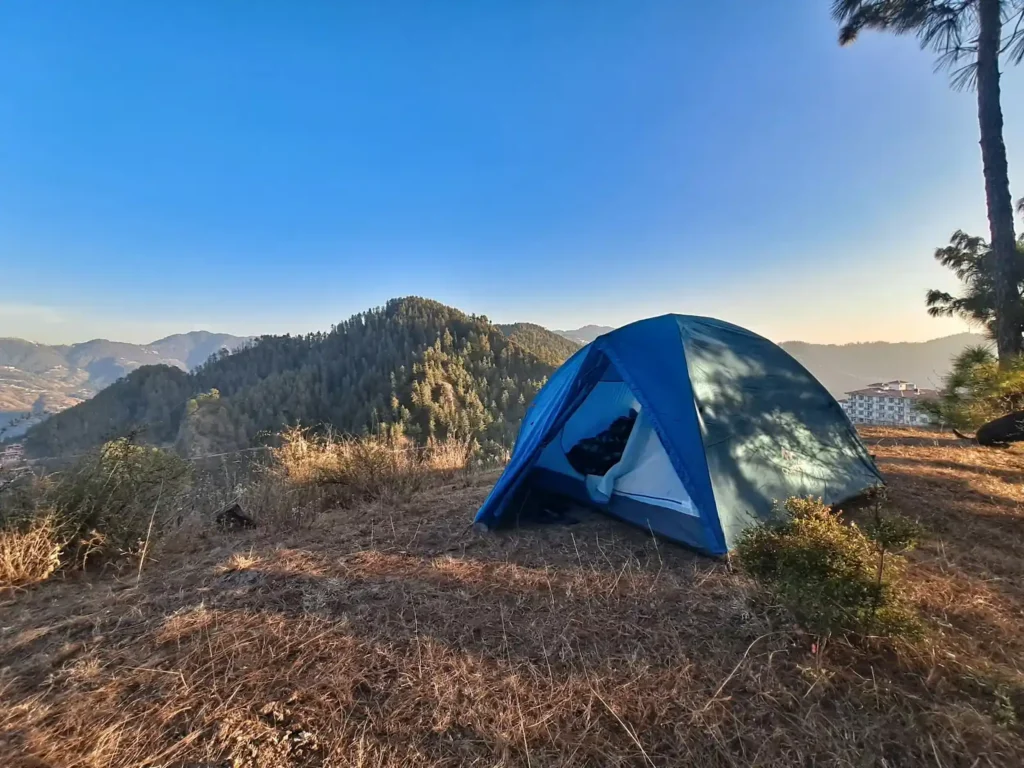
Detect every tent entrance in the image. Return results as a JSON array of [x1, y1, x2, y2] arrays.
[[531, 373, 701, 521]]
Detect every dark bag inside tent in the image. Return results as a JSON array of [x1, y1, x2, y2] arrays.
[[565, 408, 638, 476]]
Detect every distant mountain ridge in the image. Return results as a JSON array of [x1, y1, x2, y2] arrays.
[[0, 331, 251, 422], [554, 325, 615, 345], [148, 332, 255, 369], [496, 323, 581, 366], [778, 332, 986, 397]]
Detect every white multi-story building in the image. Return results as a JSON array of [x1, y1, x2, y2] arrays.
[[839, 381, 936, 427]]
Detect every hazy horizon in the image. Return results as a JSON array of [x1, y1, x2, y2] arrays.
[[0, 301, 979, 347], [0, 309, 982, 349], [2, 2, 1020, 347]]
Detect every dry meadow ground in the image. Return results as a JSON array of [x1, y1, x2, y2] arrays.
[[1, 426, 1023, 766]]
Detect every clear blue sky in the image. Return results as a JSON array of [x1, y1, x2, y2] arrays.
[[1, 1, 1021, 345]]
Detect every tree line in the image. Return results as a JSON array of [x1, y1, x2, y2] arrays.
[[22, 298, 578, 459]]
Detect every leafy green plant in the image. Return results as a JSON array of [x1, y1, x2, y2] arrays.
[[45, 437, 192, 567], [0, 437, 193, 581], [736, 497, 919, 640], [919, 346, 1024, 430]]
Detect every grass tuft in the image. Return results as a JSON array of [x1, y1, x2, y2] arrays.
[[0, 512, 64, 587], [272, 426, 473, 504]]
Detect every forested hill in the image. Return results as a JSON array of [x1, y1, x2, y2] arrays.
[[22, 298, 578, 459], [495, 323, 581, 367]]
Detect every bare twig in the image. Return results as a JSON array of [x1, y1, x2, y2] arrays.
[[701, 632, 781, 712], [136, 481, 163, 586]]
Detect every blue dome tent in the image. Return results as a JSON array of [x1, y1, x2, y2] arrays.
[[475, 315, 883, 555]]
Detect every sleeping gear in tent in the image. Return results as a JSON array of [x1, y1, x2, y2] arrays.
[[565, 409, 638, 476], [474, 314, 883, 556]]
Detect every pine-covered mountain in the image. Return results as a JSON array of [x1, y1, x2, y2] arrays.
[[21, 299, 579, 458], [495, 323, 581, 367], [0, 331, 251, 415]]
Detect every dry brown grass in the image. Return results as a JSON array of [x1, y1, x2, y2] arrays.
[[273, 428, 474, 503], [1, 427, 1023, 766], [0, 514, 63, 588]]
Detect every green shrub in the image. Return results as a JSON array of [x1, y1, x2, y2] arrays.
[[736, 497, 919, 640], [45, 438, 192, 567], [862, 509, 921, 553], [919, 345, 1024, 430]]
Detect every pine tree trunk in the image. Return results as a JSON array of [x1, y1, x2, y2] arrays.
[[977, 0, 1021, 366]]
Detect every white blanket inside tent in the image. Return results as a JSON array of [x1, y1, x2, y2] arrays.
[[584, 407, 700, 517]]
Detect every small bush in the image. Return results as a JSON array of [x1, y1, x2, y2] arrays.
[[45, 438, 192, 567], [424, 436, 476, 474], [736, 497, 919, 640], [0, 513, 64, 587], [920, 345, 1024, 430], [862, 509, 922, 553]]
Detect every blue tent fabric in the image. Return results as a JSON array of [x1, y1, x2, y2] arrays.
[[598, 317, 726, 552], [474, 345, 603, 527], [474, 314, 883, 555], [680, 317, 882, 549]]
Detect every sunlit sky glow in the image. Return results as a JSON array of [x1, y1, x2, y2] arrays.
[[1, 1, 1021, 345]]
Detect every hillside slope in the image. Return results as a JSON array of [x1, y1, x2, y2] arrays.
[[23, 299, 572, 458], [0, 331, 250, 416], [495, 322, 580, 366], [2, 427, 1021, 766], [0, 338, 69, 374], [15, 310, 984, 455], [0, 339, 92, 415]]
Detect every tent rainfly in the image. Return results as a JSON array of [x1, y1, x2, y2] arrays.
[[474, 315, 883, 555]]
